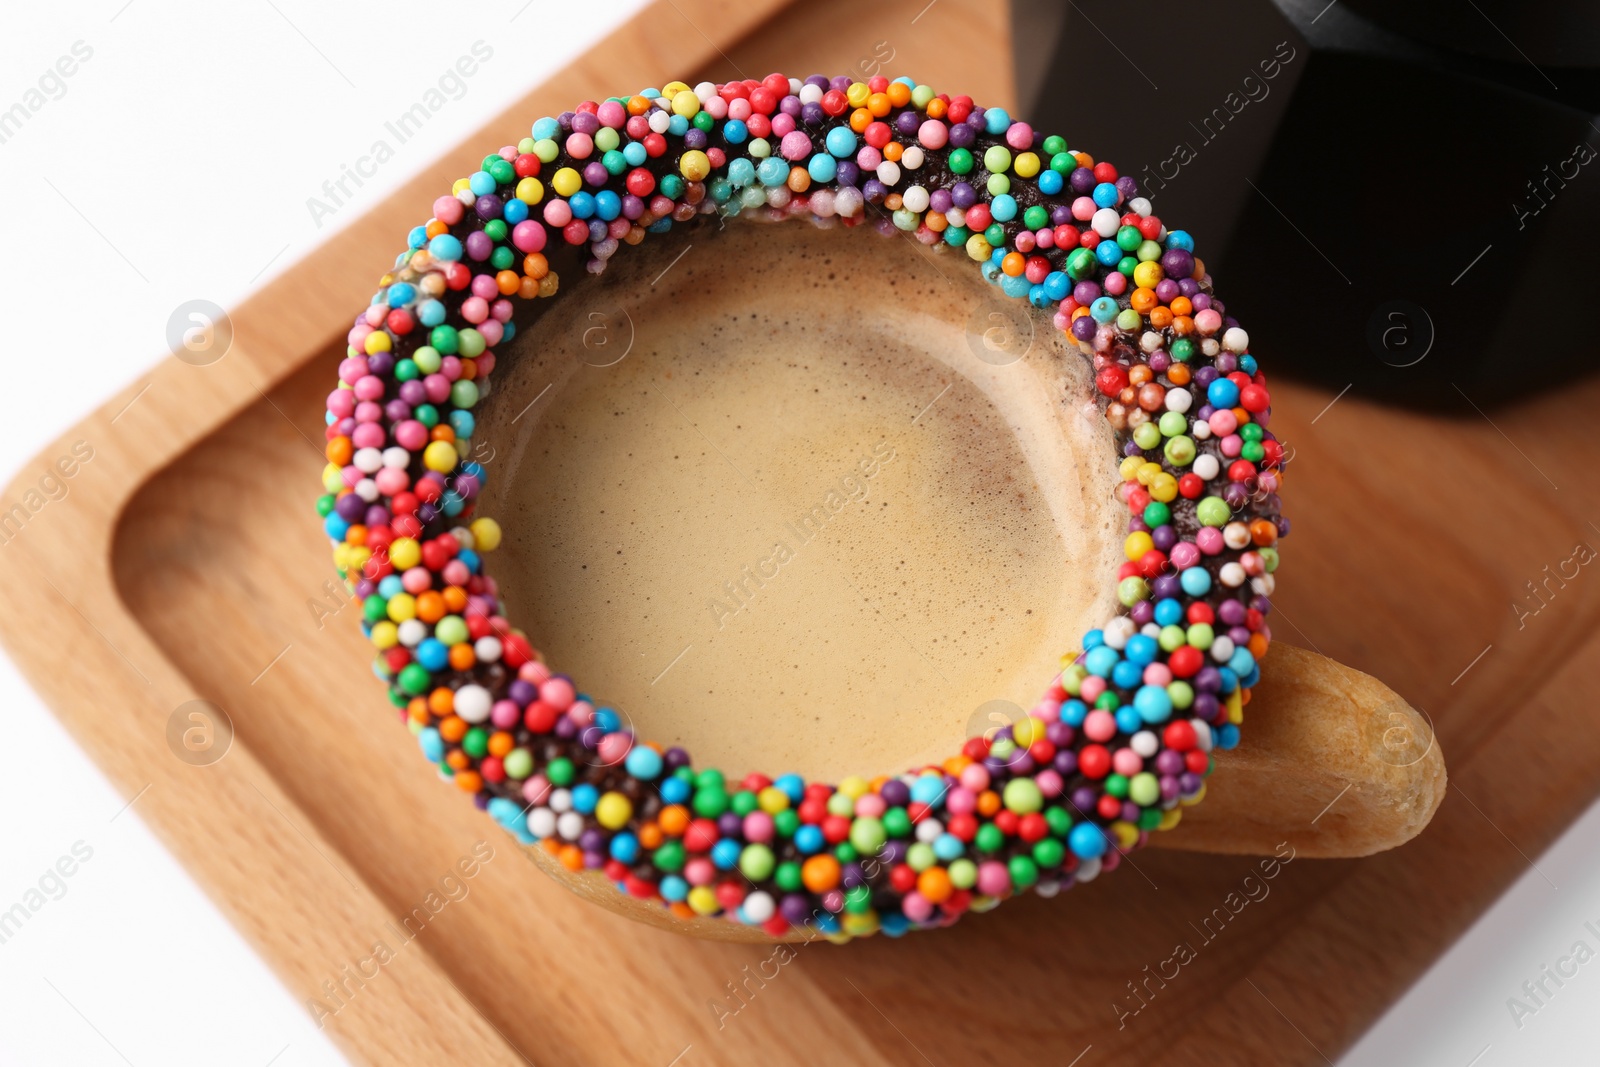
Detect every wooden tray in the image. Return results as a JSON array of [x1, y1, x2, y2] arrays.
[[7, 1, 1600, 1062]]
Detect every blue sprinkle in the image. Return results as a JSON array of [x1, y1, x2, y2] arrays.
[[1069, 822, 1109, 859], [1134, 684, 1173, 723], [711, 838, 741, 869], [1115, 706, 1143, 734], [428, 234, 463, 262], [419, 728, 443, 762]]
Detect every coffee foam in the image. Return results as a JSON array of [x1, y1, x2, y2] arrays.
[[474, 220, 1123, 782]]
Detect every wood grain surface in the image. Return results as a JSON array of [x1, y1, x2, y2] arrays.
[[5, 1, 1599, 1064]]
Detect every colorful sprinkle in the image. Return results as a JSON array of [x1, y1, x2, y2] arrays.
[[319, 73, 1287, 942]]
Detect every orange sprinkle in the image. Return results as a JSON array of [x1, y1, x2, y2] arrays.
[[887, 81, 912, 107], [325, 437, 353, 465], [454, 770, 482, 793], [883, 141, 903, 162], [488, 731, 514, 758], [429, 688, 455, 716], [425, 219, 450, 238], [447, 643, 475, 671], [523, 252, 549, 280], [637, 822, 664, 850], [918, 867, 953, 904], [977, 790, 1002, 817], [802, 855, 841, 893], [867, 92, 892, 117], [1167, 363, 1192, 386], [1149, 307, 1174, 329], [558, 845, 584, 871], [925, 98, 947, 119], [496, 270, 520, 296], [437, 714, 467, 743], [416, 591, 445, 622], [849, 107, 871, 132], [442, 586, 468, 613], [658, 804, 690, 836]]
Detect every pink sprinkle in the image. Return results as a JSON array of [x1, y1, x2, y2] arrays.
[[976, 862, 1011, 897], [523, 775, 552, 806], [542, 200, 573, 227], [432, 195, 464, 225], [513, 219, 548, 253], [540, 676, 576, 711], [779, 129, 811, 160]]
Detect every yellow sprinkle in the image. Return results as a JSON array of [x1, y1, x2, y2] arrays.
[[679, 149, 711, 181], [423, 440, 458, 473], [515, 176, 544, 205], [388, 537, 421, 571], [386, 592, 417, 623], [551, 167, 582, 198], [838, 775, 869, 800], [469, 518, 502, 553], [671, 89, 700, 118]]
